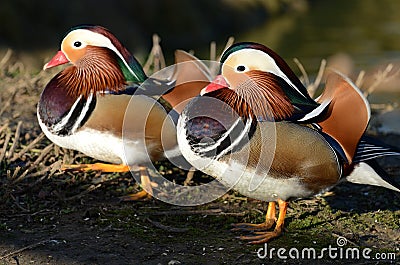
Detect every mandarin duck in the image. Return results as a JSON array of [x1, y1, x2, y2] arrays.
[[177, 42, 400, 243], [38, 25, 211, 200]]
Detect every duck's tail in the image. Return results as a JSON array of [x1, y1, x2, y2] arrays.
[[346, 136, 400, 192]]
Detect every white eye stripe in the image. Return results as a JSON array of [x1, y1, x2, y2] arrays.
[[224, 49, 308, 99], [62, 29, 141, 81]]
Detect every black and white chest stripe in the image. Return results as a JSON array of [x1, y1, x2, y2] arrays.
[[48, 93, 97, 136], [186, 116, 256, 159]]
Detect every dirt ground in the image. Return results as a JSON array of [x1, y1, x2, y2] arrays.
[[0, 53, 399, 265]]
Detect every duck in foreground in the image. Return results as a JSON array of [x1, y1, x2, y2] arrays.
[[38, 25, 210, 200], [177, 42, 400, 243]]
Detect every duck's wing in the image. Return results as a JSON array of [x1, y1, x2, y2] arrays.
[[161, 50, 212, 113], [315, 69, 370, 163]]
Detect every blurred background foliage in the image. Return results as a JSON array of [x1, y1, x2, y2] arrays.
[[0, 0, 400, 76], [0, 0, 301, 66]]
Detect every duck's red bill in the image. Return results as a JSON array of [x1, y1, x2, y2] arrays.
[[43, 51, 69, 70], [200, 75, 229, 95]]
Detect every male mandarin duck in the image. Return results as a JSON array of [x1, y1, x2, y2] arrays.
[[38, 25, 211, 200], [177, 42, 400, 243]]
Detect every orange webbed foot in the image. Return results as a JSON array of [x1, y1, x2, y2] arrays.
[[120, 190, 153, 201], [239, 229, 283, 244], [120, 166, 154, 201], [231, 218, 276, 232], [232, 201, 277, 232], [234, 200, 288, 244]]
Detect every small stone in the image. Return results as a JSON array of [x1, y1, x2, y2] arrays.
[[168, 260, 181, 265]]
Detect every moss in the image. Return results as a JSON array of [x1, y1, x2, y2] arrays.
[[371, 210, 400, 229], [0, 222, 9, 231]]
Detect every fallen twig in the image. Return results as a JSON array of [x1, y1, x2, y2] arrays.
[[0, 100, 10, 118], [0, 129, 11, 161], [29, 143, 54, 167], [355, 70, 365, 88], [209, 36, 235, 77], [11, 161, 62, 195], [0, 238, 51, 260], [22, 160, 61, 180], [309, 59, 326, 97], [210, 41, 216, 62], [7, 121, 22, 159], [63, 184, 102, 201], [11, 143, 54, 183], [10, 133, 45, 162], [146, 218, 189, 233], [0, 49, 12, 70], [144, 208, 245, 216], [364, 64, 400, 97], [295, 58, 326, 98], [0, 123, 9, 135], [143, 34, 166, 74], [218, 37, 235, 62], [294, 57, 310, 88], [183, 167, 196, 186]]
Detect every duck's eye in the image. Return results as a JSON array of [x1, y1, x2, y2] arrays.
[[236, 65, 247, 72], [73, 41, 82, 48]]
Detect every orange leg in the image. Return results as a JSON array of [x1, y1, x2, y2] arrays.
[[236, 200, 288, 244], [62, 163, 130, 172], [232, 201, 276, 231], [62, 163, 154, 201]]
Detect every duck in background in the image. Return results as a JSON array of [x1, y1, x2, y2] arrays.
[[38, 24, 211, 200], [177, 42, 400, 243]]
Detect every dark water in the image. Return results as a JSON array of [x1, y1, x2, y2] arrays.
[[237, 0, 400, 71], [234, 0, 400, 105]]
